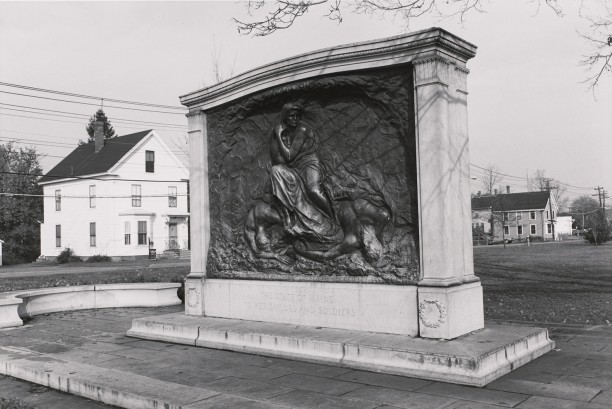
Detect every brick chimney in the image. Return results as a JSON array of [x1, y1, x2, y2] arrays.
[[506, 185, 510, 194], [94, 121, 104, 153]]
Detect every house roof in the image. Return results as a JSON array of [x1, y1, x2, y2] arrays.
[[38, 130, 151, 183], [472, 191, 551, 212]]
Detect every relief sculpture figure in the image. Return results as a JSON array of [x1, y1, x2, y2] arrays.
[[269, 103, 337, 242], [245, 102, 392, 266]]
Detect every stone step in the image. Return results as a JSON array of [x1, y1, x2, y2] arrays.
[[0, 345, 286, 409], [127, 313, 555, 387]]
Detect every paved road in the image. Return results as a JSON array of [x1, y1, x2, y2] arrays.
[[2, 306, 612, 408]]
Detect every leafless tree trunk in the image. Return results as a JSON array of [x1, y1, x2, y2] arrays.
[[481, 164, 502, 196]]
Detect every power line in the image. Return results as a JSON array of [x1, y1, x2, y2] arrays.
[[0, 111, 188, 133], [0, 82, 186, 111], [0, 170, 187, 184], [0, 135, 189, 157], [0, 105, 187, 129], [0, 90, 187, 116], [470, 163, 595, 193]]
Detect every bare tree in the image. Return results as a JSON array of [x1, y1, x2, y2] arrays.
[[570, 195, 599, 230], [211, 35, 237, 84], [578, 15, 612, 94], [481, 164, 503, 196], [234, 1, 611, 91], [529, 169, 568, 211]]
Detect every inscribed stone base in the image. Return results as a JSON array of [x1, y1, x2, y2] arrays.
[[418, 281, 485, 339], [202, 279, 418, 336], [127, 313, 555, 387]]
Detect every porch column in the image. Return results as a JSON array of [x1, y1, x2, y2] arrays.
[[185, 110, 208, 316]]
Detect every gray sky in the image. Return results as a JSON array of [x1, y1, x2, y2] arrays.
[[1, 1, 610, 207]]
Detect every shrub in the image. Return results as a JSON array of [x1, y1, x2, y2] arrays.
[[56, 248, 82, 264], [1, 254, 29, 266], [528, 235, 543, 242], [86, 255, 112, 263], [584, 229, 610, 245], [171, 275, 186, 303]]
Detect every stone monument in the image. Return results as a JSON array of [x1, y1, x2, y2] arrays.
[[128, 28, 554, 386]]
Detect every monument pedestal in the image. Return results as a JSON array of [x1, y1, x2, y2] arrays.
[[128, 28, 555, 388], [418, 281, 485, 339], [127, 313, 554, 387]]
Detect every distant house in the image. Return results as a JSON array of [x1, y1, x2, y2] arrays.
[[555, 215, 574, 236], [38, 126, 189, 260], [471, 191, 559, 241]]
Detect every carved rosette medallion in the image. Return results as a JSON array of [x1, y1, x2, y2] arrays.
[[186, 286, 201, 309], [418, 299, 447, 328]]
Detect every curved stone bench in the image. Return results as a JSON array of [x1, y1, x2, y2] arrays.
[[0, 283, 181, 329]]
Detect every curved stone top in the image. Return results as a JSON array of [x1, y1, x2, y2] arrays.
[[180, 27, 476, 112]]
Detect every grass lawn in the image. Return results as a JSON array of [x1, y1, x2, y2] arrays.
[[1, 241, 610, 325], [475, 240, 612, 325], [0, 260, 189, 293]]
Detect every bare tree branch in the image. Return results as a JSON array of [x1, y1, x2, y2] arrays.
[[234, 0, 328, 36], [481, 164, 502, 196], [211, 35, 237, 84], [233, 0, 611, 90], [577, 15, 612, 94], [324, 0, 343, 22]]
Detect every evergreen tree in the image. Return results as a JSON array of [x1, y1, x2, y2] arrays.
[[85, 109, 117, 142]]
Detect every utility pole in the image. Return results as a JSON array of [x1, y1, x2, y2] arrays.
[[546, 179, 556, 240], [594, 186, 603, 208], [603, 189, 609, 223]]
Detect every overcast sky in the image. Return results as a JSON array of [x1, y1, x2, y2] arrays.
[[1, 1, 610, 207]]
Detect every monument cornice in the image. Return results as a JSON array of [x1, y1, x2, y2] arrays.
[[181, 27, 476, 112]]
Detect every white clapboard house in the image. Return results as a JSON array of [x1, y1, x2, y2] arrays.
[[38, 125, 189, 260]]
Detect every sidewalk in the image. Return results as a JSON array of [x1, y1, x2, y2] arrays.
[[1, 306, 611, 409]]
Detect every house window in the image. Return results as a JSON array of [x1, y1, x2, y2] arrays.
[[517, 225, 523, 235], [145, 150, 155, 173], [504, 225, 509, 235], [138, 221, 147, 245], [516, 212, 522, 221], [547, 224, 552, 234], [55, 225, 61, 247], [168, 186, 177, 208], [530, 224, 537, 234], [529, 211, 536, 220], [552, 211, 555, 219], [55, 190, 61, 211], [132, 184, 141, 207], [89, 185, 96, 208], [124, 221, 131, 245], [90, 222, 96, 247], [503, 212, 509, 221], [546, 211, 549, 219]]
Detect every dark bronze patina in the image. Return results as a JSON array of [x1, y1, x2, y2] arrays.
[[206, 66, 419, 284]]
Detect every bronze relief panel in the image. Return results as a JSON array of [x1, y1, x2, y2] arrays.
[[206, 65, 419, 284]]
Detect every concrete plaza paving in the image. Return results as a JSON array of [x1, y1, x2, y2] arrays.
[[1, 305, 611, 408]]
